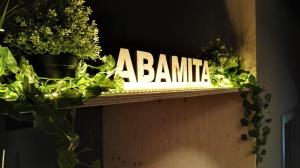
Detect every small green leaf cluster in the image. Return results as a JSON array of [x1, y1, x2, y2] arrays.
[[203, 39, 272, 165], [4, 0, 100, 60], [200, 39, 251, 88]]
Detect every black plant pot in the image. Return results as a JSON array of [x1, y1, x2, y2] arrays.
[[29, 53, 79, 78]]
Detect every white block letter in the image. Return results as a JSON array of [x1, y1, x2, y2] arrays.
[[188, 58, 193, 82], [115, 48, 137, 82], [155, 54, 171, 82], [137, 50, 155, 82], [172, 56, 188, 82], [201, 60, 211, 83], [193, 59, 202, 82]]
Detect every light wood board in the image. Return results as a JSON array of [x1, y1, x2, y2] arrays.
[[103, 93, 255, 168]]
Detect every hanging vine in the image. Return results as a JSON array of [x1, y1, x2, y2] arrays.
[[200, 39, 272, 165]]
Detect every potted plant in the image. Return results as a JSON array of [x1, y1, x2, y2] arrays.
[[4, 0, 101, 78], [0, 0, 18, 43]]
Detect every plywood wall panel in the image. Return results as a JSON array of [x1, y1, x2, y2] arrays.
[[103, 93, 255, 168]]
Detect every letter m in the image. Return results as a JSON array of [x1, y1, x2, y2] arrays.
[[172, 56, 187, 82]]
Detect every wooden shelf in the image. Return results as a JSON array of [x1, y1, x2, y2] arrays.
[[82, 88, 240, 107]]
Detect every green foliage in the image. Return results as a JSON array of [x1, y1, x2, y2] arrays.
[[0, 45, 20, 100], [58, 149, 78, 168], [4, 0, 100, 60], [1, 1, 112, 167], [204, 39, 272, 165], [0, 45, 19, 77], [200, 39, 251, 88], [0, 48, 122, 168]]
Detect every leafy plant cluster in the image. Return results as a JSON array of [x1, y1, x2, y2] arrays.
[[4, 0, 101, 60], [201, 39, 272, 164], [0, 45, 123, 168]]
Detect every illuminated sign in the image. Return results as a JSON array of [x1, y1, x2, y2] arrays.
[[115, 48, 211, 91]]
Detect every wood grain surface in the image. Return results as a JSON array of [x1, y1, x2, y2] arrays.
[[103, 93, 255, 168]]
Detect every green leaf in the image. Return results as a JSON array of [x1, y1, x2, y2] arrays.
[[261, 149, 266, 156], [251, 114, 263, 123], [241, 134, 248, 141], [262, 126, 271, 136], [16, 57, 38, 84], [240, 118, 249, 126], [265, 93, 271, 102], [57, 149, 78, 168], [112, 75, 124, 91], [248, 129, 258, 138], [76, 60, 88, 78], [99, 55, 116, 72], [0, 46, 19, 77], [85, 86, 103, 99], [265, 118, 272, 123]]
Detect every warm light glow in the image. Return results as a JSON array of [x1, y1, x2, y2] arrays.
[[44, 92, 58, 99], [52, 92, 58, 97], [123, 82, 213, 92], [144, 148, 222, 168]]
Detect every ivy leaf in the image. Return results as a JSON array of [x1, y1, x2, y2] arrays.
[[0, 46, 19, 77], [253, 86, 263, 94], [265, 93, 271, 102], [57, 149, 78, 168], [261, 149, 266, 156], [93, 74, 115, 89], [261, 138, 267, 145], [65, 132, 80, 151], [22, 79, 44, 104], [257, 154, 263, 163], [241, 134, 248, 141], [248, 129, 258, 138], [112, 75, 124, 92], [105, 55, 116, 70], [248, 75, 256, 84], [240, 118, 249, 126], [262, 126, 271, 136], [99, 55, 116, 72], [263, 103, 269, 109], [76, 60, 88, 78], [265, 118, 272, 123], [85, 86, 103, 99], [251, 114, 263, 123], [16, 57, 39, 85]]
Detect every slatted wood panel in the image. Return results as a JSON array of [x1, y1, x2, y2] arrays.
[[103, 93, 255, 168]]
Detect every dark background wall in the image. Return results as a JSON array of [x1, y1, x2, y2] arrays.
[[86, 0, 237, 58], [257, 0, 300, 167]]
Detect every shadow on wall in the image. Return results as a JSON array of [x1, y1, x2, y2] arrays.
[[87, 0, 237, 58]]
